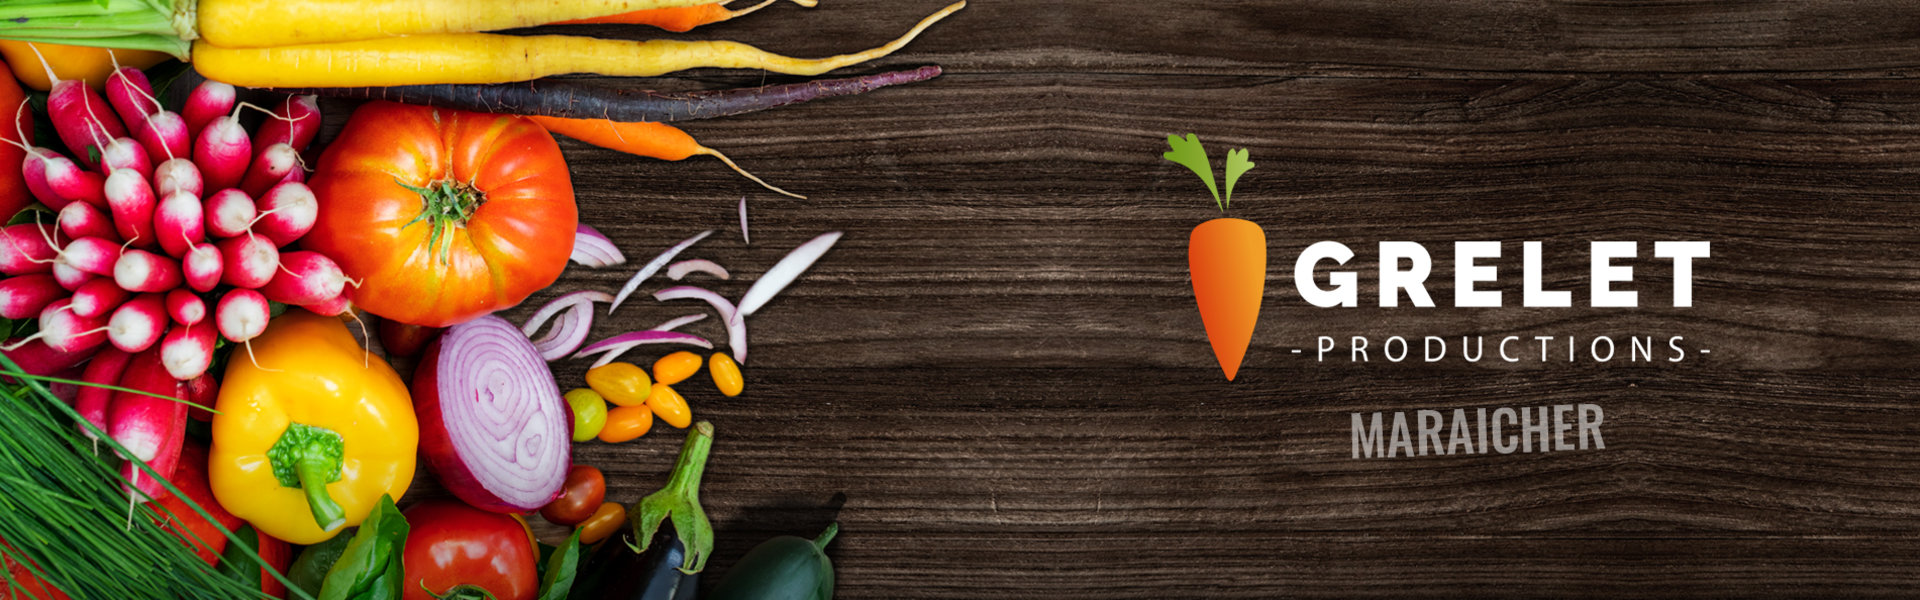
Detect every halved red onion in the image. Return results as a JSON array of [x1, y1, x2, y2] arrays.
[[738, 231, 842, 317], [573, 330, 714, 368], [529, 302, 592, 361], [666, 259, 730, 281], [521, 290, 614, 337], [413, 315, 570, 512], [738, 196, 750, 245], [651, 313, 707, 332], [610, 230, 713, 314], [570, 225, 626, 267]]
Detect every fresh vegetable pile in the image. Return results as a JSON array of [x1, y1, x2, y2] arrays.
[[0, 0, 941, 596]]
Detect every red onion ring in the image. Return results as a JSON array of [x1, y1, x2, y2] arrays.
[[666, 259, 730, 281], [738, 196, 750, 245], [610, 230, 713, 314], [573, 330, 714, 368], [521, 290, 613, 337], [738, 231, 842, 317], [414, 315, 570, 512], [570, 225, 626, 268], [651, 313, 707, 332], [529, 302, 592, 361], [653, 286, 736, 322]]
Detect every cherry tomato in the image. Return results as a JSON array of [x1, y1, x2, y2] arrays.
[[646, 383, 692, 429], [651, 351, 702, 385], [576, 502, 626, 545], [564, 388, 609, 442], [540, 465, 607, 526], [708, 352, 744, 397], [377, 319, 442, 357], [599, 405, 653, 443], [586, 362, 651, 406], [401, 500, 539, 600]]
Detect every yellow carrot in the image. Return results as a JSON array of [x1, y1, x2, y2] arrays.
[[195, 0, 725, 48], [191, 1, 964, 88]]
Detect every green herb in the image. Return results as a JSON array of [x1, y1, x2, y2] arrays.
[[319, 495, 408, 600], [0, 355, 311, 599], [1162, 133, 1255, 212], [534, 529, 582, 600], [290, 534, 356, 597]]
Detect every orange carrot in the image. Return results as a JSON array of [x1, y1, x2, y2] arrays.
[[1165, 134, 1263, 381], [557, 0, 811, 31], [532, 116, 803, 199]]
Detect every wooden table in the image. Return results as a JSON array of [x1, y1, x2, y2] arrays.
[[447, 1, 1920, 596]]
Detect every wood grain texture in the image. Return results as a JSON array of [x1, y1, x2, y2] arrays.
[[349, 0, 1920, 597]]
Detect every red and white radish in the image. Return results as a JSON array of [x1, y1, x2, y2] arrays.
[[261, 251, 345, 306], [412, 315, 570, 512], [182, 242, 223, 293], [52, 261, 95, 291], [214, 288, 269, 342], [306, 292, 352, 317], [58, 201, 117, 240], [134, 111, 189, 162], [0, 274, 65, 320], [47, 79, 125, 170], [239, 143, 299, 198], [69, 277, 130, 319], [21, 150, 64, 208], [254, 95, 320, 156], [203, 189, 256, 239], [42, 154, 107, 208], [59, 236, 124, 276], [193, 114, 251, 192], [75, 347, 133, 440], [255, 182, 317, 246], [181, 81, 235, 142], [153, 157, 202, 199], [0, 222, 60, 275], [25, 298, 109, 354], [159, 319, 215, 380], [0, 337, 95, 382], [114, 249, 182, 293], [104, 68, 160, 131], [184, 374, 218, 422], [104, 169, 158, 249], [155, 190, 206, 258], [107, 293, 166, 353], [99, 137, 152, 180], [166, 288, 206, 326], [217, 234, 278, 288], [106, 348, 187, 501]]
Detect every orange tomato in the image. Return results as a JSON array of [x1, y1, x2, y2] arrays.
[[651, 351, 701, 385], [0, 42, 168, 92], [708, 352, 743, 397], [646, 383, 691, 429], [306, 102, 576, 327], [576, 502, 626, 545], [599, 405, 653, 443]]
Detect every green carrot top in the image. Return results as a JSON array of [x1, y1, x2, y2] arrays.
[[1163, 133, 1255, 212]]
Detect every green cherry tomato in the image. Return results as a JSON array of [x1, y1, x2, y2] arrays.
[[565, 388, 609, 442]]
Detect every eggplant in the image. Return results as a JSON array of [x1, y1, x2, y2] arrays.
[[570, 422, 715, 600], [707, 523, 839, 600], [571, 522, 698, 600]]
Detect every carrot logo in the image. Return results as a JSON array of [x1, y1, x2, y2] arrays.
[[1165, 134, 1264, 381]]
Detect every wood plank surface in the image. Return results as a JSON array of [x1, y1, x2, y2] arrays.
[[351, 1, 1920, 597]]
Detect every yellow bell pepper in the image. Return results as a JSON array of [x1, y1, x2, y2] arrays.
[[209, 310, 419, 545], [0, 41, 169, 92]]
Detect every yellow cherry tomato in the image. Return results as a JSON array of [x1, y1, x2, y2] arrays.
[[585, 362, 651, 406], [652, 351, 702, 386], [599, 405, 653, 443], [576, 502, 626, 545], [564, 388, 608, 442], [708, 352, 744, 397], [646, 383, 692, 429]]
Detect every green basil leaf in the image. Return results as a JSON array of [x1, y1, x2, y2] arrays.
[[289, 534, 354, 597], [534, 530, 582, 600], [319, 494, 409, 600], [214, 524, 264, 589]]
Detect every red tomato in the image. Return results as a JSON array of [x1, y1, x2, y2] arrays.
[[0, 58, 33, 220], [307, 102, 576, 327], [153, 442, 244, 565], [539, 465, 606, 526], [0, 540, 69, 600], [254, 529, 292, 599], [401, 500, 540, 600]]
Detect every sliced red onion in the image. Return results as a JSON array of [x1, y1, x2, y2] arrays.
[[651, 313, 707, 332], [610, 230, 713, 314], [738, 196, 750, 245], [573, 330, 714, 367], [727, 310, 750, 365], [738, 231, 843, 317], [521, 290, 614, 337], [653, 286, 736, 323], [666, 259, 730, 281], [414, 315, 570, 512], [570, 225, 626, 268], [529, 302, 592, 361]]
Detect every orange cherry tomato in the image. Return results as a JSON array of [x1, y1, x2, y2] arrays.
[[651, 351, 701, 385], [646, 383, 691, 429], [540, 465, 606, 526], [708, 352, 743, 397], [598, 405, 653, 443], [585, 362, 651, 407], [576, 502, 626, 545]]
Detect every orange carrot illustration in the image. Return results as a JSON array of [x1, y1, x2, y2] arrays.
[[1165, 134, 1264, 381]]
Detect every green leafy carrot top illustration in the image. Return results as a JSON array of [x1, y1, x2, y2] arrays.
[[1164, 133, 1255, 212]]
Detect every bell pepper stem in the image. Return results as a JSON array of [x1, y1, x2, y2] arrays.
[[296, 455, 347, 532]]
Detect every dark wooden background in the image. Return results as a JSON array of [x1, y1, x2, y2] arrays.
[[362, 1, 1920, 597]]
